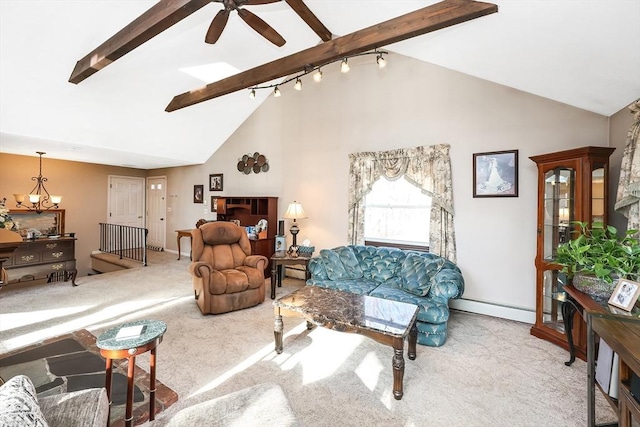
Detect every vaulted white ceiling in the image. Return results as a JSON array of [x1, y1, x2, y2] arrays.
[[1, 0, 639, 169]]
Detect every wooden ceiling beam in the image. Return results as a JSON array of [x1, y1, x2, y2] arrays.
[[69, 0, 210, 84], [166, 0, 498, 112]]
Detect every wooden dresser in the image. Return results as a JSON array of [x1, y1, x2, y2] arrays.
[[4, 237, 77, 286]]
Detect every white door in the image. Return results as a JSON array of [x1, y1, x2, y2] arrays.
[[108, 176, 145, 227], [147, 176, 167, 250]]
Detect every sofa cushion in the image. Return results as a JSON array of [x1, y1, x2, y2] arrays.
[[369, 283, 450, 324], [0, 375, 49, 427], [334, 246, 364, 279], [307, 278, 380, 295], [400, 254, 444, 297], [39, 388, 109, 427], [319, 250, 350, 281], [369, 247, 404, 283]]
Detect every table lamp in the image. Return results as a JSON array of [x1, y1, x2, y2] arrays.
[[283, 201, 307, 248]]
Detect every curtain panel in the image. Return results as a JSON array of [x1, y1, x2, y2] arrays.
[[347, 144, 457, 261], [615, 100, 640, 235]]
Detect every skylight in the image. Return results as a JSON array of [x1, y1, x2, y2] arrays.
[[179, 62, 240, 83]]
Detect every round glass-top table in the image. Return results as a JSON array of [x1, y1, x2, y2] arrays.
[[97, 319, 167, 426]]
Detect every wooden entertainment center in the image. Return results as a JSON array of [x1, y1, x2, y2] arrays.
[[215, 196, 278, 277]]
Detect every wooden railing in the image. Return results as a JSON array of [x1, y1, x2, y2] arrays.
[[99, 223, 148, 266]]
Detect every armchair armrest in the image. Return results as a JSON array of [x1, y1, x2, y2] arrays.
[[245, 255, 268, 272], [190, 261, 213, 278], [428, 268, 465, 302]]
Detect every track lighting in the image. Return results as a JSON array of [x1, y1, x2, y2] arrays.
[[340, 58, 350, 73], [248, 49, 387, 98]]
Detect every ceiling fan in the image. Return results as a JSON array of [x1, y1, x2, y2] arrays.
[[205, 0, 286, 46]]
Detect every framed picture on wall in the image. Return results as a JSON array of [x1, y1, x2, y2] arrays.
[[211, 197, 218, 213], [209, 174, 223, 191], [473, 150, 519, 197], [193, 185, 204, 204]]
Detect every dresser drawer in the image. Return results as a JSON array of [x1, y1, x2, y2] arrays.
[[42, 247, 73, 262], [6, 260, 75, 283], [14, 251, 42, 266]]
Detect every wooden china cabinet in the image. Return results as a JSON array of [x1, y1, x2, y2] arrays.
[[530, 146, 615, 360]]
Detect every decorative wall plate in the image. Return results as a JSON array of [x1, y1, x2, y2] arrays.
[[237, 152, 269, 174]]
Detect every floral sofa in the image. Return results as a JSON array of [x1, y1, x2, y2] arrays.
[[306, 245, 464, 346]]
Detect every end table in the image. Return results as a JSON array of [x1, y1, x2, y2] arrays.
[[270, 254, 311, 299], [97, 319, 167, 426]]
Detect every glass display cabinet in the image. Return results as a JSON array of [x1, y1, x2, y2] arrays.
[[530, 146, 615, 360]]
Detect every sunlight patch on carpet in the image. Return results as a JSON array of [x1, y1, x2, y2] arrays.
[[188, 321, 311, 399], [0, 306, 94, 332], [355, 351, 384, 393]]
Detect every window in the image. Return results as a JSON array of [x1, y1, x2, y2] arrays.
[[364, 177, 431, 250]]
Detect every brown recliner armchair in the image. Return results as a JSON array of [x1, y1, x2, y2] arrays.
[[190, 222, 267, 314]]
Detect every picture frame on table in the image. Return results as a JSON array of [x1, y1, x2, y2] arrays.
[[193, 185, 204, 204], [473, 150, 519, 198], [608, 279, 640, 311], [211, 197, 218, 213], [209, 174, 223, 191]]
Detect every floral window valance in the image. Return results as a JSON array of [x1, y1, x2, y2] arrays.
[[347, 144, 457, 261]]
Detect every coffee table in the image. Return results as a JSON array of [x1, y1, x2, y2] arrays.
[[273, 286, 419, 400]]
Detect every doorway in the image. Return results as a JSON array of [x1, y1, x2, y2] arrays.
[[146, 176, 167, 250], [108, 176, 145, 227]]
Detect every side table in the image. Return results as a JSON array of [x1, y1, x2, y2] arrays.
[[97, 319, 167, 427], [270, 254, 311, 299], [176, 230, 192, 261]]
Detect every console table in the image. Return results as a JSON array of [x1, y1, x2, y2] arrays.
[[562, 284, 640, 426], [3, 237, 77, 286], [175, 229, 192, 261], [589, 315, 640, 426]]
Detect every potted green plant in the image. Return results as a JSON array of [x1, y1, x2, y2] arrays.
[[555, 221, 640, 299]]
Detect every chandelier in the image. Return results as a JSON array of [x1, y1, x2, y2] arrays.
[[13, 152, 61, 214]]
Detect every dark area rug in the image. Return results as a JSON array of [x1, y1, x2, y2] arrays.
[[0, 329, 178, 426]]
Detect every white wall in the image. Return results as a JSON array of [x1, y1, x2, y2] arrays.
[[154, 52, 610, 321]]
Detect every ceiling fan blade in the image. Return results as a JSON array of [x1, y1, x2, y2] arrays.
[[237, 8, 286, 46], [245, 0, 282, 4], [205, 9, 230, 44], [285, 0, 331, 42]]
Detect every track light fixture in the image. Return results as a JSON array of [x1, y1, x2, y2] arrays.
[[340, 58, 350, 73], [247, 49, 388, 99]]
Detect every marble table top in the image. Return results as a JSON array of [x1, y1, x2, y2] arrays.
[[96, 320, 167, 351], [274, 286, 418, 337]]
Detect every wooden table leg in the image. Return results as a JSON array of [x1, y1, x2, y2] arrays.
[[274, 309, 283, 354], [408, 322, 417, 360], [176, 233, 182, 260], [271, 262, 278, 299], [125, 356, 136, 427], [105, 358, 113, 423], [392, 337, 405, 400], [150, 348, 157, 421]]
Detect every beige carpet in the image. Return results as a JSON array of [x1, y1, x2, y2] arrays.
[[0, 251, 617, 426]]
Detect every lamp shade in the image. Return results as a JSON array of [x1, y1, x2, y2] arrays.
[[283, 201, 307, 220]]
